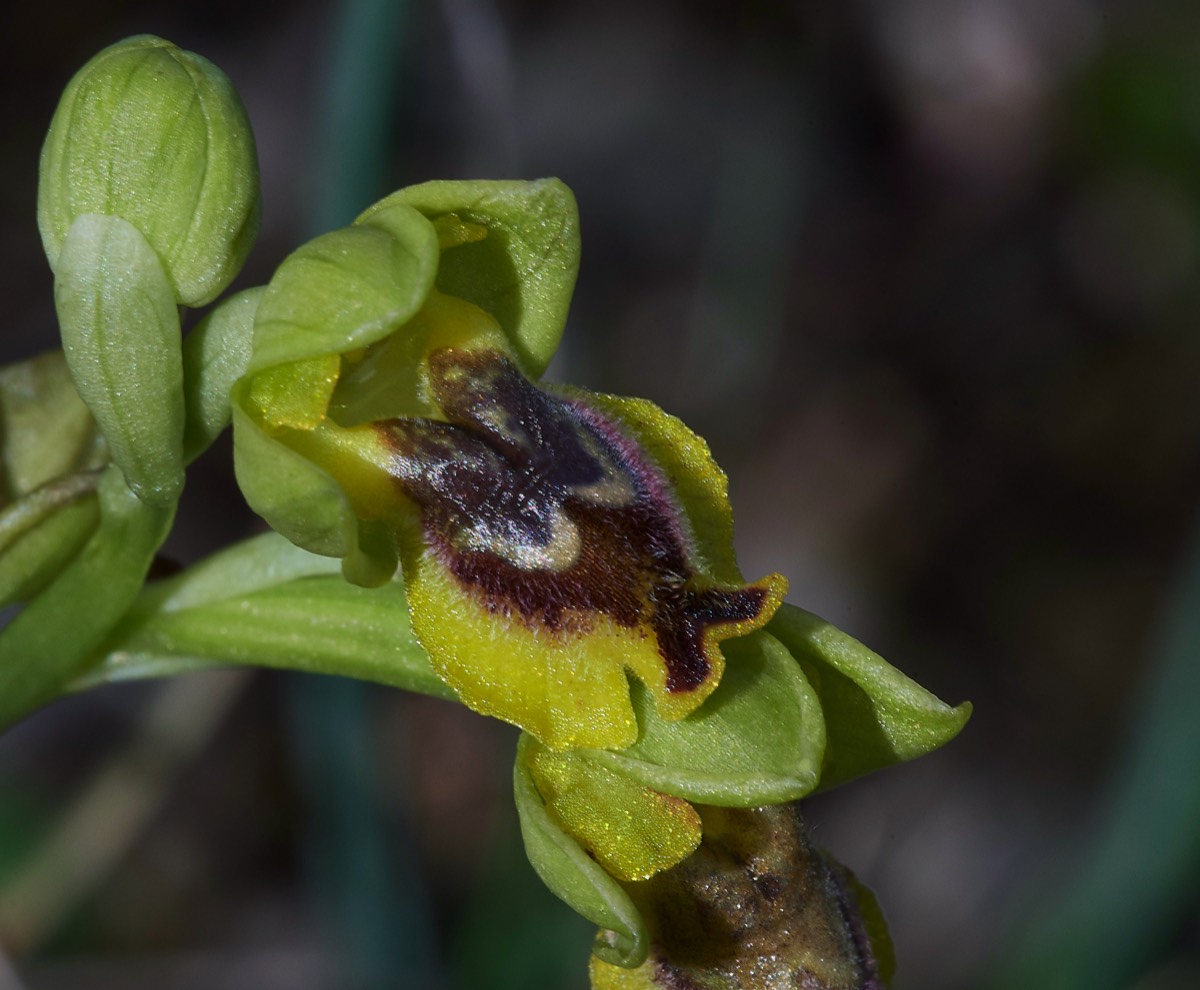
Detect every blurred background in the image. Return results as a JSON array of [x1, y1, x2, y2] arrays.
[[2, 0, 1200, 987]]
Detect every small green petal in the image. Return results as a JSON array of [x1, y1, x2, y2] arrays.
[[245, 354, 341, 431], [357, 179, 580, 377], [581, 630, 825, 806], [514, 734, 648, 969], [182, 286, 263, 462], [769, 603, 972, 791], [54, 213, 184, 506]]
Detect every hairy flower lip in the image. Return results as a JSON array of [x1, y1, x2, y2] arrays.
[[363, 345, 788, 749], [375, 347, 785, 690]]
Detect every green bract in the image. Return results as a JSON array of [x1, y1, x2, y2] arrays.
[[38, 34, 260, 307], [55, 213, 184, 505]]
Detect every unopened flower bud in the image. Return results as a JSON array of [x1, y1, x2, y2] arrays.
[[38, 34, 260, 307]]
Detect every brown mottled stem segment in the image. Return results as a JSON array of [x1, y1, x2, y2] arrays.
[[590, 803, 892, 990]]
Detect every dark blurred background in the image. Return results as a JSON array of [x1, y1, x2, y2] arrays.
[[2, 1, 1200, 988]]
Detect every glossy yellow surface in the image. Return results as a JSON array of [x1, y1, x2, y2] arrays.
[[246, 354, 341, 431], [406, 545, 785, 750]]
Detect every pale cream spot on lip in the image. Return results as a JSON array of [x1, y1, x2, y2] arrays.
[[569, 433, 636, 508], [457, 504, 582, 572]]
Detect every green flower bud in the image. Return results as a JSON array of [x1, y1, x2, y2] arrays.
[[38, 34, 260, 307], [0, 351, 106, 607], [182, 286, 264, 462]]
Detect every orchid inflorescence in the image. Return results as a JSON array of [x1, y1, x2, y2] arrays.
[[0, 36, 970, 989]]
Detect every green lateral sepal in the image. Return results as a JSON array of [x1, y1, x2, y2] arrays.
[[768, 603, 972, 791], [514, 734, 648, 969], [581, 630, 825, 806]]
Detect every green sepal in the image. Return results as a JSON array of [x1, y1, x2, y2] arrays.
[[54, 213, 184, 506], [357, 179, 580, 377], [0, 350, 105, 498], [248, 210, 438, 374], [182, 286, 263, 462], [581, 630, 825, 806], [514, 734, 648, 969], [38, 34, 260, 307], [230, 395, 354, 558], [0, 465, 174, 730], [71, 532, 453, 701], [768, 604, 972, 791]]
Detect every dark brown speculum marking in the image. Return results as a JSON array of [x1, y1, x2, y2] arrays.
[[375, 347, 769, 693]]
